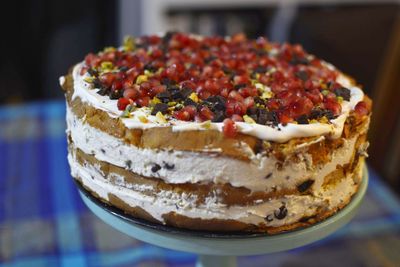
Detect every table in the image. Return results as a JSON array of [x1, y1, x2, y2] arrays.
[[1, 101, 400, 267]]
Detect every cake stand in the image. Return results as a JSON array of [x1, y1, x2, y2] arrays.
[[78, 166, 368, 267]]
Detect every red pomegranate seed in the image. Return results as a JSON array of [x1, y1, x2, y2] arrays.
[[136, 96, 150, 107], [323, 98, 341, 116], [243, 97, 255, 109], [149, 85, 166, 97], [223, 118, 237, 138], [117, 97, 130, 110], [173, 110, 191, 121], [183, 105, 197, 117], [199, 106, 214, 121], [123, 87, 140, 100], [228, 90, 244, 102], [99, 73, 116, 88], [231, 114, 244, 122]]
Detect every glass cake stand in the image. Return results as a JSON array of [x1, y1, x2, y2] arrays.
[[77, 165, 368, 267]]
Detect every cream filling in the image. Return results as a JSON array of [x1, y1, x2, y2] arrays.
[[66, 63, 364, 143], [67, 105, 359, 192], [68, 151, 361, 227]]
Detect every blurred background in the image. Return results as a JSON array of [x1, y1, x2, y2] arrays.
[[1, 0, 400, 266], [1, 0, 400, 192]]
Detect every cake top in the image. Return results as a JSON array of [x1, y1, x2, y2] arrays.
[[72, 32, 369, 140]]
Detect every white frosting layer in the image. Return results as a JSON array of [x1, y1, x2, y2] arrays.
[[68, 150, 361, 227], [67, 106, 359, 192], [69, 63, 364, 142]]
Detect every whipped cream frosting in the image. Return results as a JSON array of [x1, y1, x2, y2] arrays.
[[68, 150, 361, 227], [67, 105, 361, 192], [68, 63, 364, 142]]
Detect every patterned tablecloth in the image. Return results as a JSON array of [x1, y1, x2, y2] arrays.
[[1, 101, 400, 267]]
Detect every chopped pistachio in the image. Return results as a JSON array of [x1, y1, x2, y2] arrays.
[[201, 120, 212, 129], [243, 115, 256, 124], [144, 70, 154, 76], [138, 115, 149, 123], [101, 61, 114, 71], [155, 112, 167, 123], [168, 101, 177, 107], [123, 36, 135, 52], [320, 116, 329, 123], [188, 92, 199, 103], [121, 105, 134, 118], [150, 97, 161, 106], [321, 90, 330, 96], [261, 91, 273, 99], [136, 75, 148, 84], [84, 77, 94, 83]]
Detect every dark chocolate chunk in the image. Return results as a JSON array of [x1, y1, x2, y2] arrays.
[[156, 91, 171, 103], [87, 68, 98, 76], [334, 87, 351, 101], [212, 111, 225, 122], [161, 78, 176, 86], [265, 214, 274, 222], [274, 205, 288, 220], [100, 149, 105, 154], [183, 98, 198, 107], [151, 103, 169, 115], [296, 115, 309, 124], [109, 90, 123, 99], [289, 55, 309, 65], [253, 97, 265, 105], [163, 162, 175, 170], [297, 179, 315, 193], [180, 87, 193, 99], [295, 71, 309, 81], [234, 83, 247, 90], [119, 66, 129, 72], [204, 96, 226, 111], [143, 63, 157, 72], [125, 160, 132, 169], [265, 173, 272, 179], [309, 108, 335, 120], [151, 163, 161, 173], [254, 66, 268, 73]]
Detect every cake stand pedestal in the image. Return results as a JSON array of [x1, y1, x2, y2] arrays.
[[78, 167, 368, 267]]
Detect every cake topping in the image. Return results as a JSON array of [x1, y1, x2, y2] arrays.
[[77, 32, 369, 138]]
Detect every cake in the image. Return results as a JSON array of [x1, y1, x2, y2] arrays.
[[60, 32, 371, 234]]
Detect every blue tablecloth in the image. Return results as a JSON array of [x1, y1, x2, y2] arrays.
[[1, 101, 400, 267]]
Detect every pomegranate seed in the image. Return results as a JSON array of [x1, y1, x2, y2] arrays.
[[123, 87, 140, 100], [323, 98, 341, 116], [231, 114, 244, 122], [183, 105, 197, 117], [243, 97, 255, 109], [199, 106, 214, 121], [99, 73, 116, 88], [228, 90, 244, 102], [117, 98, 130, 110], [223, 118, 237, 138], [136, 96, 150, 107], [173, 110, 191, 121]]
